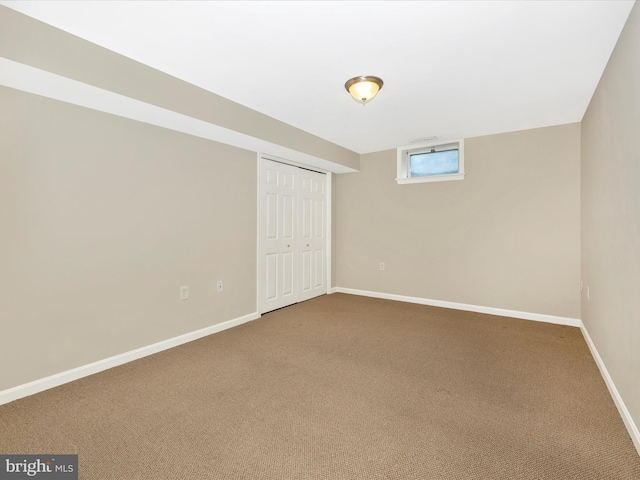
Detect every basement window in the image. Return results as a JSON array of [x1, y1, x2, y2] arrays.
[[396, 139, 464, 184]]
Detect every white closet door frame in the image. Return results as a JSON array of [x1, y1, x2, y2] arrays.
[[257, 154, 331, 315]]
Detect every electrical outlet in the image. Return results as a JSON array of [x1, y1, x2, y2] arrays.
[[379, 262, 385, 271], [217, 280, 223, 292], [180, 285, 189, 301]]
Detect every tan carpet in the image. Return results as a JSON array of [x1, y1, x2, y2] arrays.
[[1, 293, 639, 479]]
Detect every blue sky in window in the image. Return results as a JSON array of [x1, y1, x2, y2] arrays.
[[410, 150, 458, 177]]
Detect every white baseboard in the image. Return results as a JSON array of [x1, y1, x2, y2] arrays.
[[0, 311, 260, 406], [580, 323, 640, 455], [328, 287, 337, 294], [334, 287, 581, 327]]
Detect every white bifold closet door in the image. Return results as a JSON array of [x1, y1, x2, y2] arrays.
[[260, 158, 327, 314]]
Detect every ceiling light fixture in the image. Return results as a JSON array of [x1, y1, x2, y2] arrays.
[[345, 75, 384, 105]]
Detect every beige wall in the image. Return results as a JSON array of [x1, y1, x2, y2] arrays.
[[0, 4, 358, 393], [335, 124, 581, 319], [0, 86, 257, 391], [581, 2, 640, 433]]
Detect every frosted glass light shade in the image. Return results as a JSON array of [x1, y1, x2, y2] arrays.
[[345, 76, 384, 104]]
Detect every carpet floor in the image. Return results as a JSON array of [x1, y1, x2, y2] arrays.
[[1, 293, 639, 479]]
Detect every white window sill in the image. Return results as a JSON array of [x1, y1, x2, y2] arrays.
[[396, 173, 465, 185]]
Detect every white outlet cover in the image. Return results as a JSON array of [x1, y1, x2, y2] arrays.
[[180, 286, 189, 300]]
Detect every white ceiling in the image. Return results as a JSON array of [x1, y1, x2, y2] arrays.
[[3, 0, 635, 154]]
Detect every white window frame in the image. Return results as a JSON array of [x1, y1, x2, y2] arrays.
[[396, 139, 465, 184]]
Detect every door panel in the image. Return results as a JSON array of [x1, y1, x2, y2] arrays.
[[282, 194, 294, 239], [301, 197, 312, 238], [260, 160, 298, 313], [260, 159, 327, 313], [265, 253, 278, 301], [282, 251, 295, 297], [265, 193, 278, 239], [301, 250, 312, 292], [297, 169, 326, 303], [314, 249, 324, 289]]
